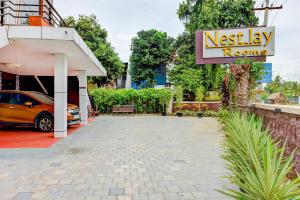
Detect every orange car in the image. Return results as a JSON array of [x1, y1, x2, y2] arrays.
[[0, 90, 81, 132]]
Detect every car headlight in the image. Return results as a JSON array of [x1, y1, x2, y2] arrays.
[[68, 109, 75, 114]]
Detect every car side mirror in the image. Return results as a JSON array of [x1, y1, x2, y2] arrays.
[[24, 101, 33, 107]]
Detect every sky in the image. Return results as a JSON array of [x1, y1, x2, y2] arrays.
[[55, 0, 299, 82]]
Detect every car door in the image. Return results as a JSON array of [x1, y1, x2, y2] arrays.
[[0, 92, 13, 123], [7, 93, 40, 124]]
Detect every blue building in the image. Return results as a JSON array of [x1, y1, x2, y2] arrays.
[[130, 65, 167, 90]]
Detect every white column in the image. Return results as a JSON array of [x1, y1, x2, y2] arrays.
[[54, 54, 68, 138], [15, 75, 20, 90], [78, 71, 88, 125], [0, 72, 2, 90]]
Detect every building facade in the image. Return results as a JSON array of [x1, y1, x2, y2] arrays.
[[0, 0, 106, 137]]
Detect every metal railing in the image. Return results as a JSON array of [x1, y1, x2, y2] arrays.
[[0, 0, 68, 27]]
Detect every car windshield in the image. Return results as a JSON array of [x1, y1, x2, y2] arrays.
[[28, 92, 54, 105]]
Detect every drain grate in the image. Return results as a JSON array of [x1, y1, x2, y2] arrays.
[[109, 188, 125, 196]]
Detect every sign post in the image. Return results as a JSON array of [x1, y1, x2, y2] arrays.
[[196, 26, 275, 109], [196, 27, 275, 64]]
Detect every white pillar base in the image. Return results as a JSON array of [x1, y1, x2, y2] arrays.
[[54, 53, 68, 138], [54, 130, 68, 138]]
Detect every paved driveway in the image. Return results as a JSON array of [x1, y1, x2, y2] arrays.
[[0, 116, 231, 200]]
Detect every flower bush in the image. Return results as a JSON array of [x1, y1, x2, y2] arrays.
[[90, 88, 172, 113], [174, 103, 208, 112]]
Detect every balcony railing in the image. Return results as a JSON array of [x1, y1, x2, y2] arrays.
[[0, 0, 68, 27]]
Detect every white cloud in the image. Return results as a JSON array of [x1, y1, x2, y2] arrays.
[[262, 0, 300, 81], [55, 0, 184, 62], [55, 0, 299, 81]]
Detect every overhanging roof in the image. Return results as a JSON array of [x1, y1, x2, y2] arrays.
[[0, 26, 107, 77]]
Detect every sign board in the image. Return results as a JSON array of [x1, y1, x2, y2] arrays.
[[261, 63, 273, 83], [196, 27, 275, 64]]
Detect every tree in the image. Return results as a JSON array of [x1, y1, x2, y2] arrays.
[[265, 75, 283, 94], [178, 0, 258, 33], [230, 58, 264, 109], [169, 66, 203, 92], [66, 15, 124, 87], [170, 0, 258, 96], [130, 29, 174, 88], [265, 76, 300, 98]]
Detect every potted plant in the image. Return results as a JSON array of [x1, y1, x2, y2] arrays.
[[197, 112, 203, 118], [176, 111, 183, 117], [160, 90, 172, 116], [195, 103, 207, 118]]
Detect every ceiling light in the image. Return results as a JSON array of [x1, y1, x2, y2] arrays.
[[3, 63, 21, 68]]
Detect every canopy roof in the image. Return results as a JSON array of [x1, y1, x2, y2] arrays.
[[0, 26, 107, 77]]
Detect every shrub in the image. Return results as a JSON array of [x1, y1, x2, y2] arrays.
[[220, 112, 300, 199], [204, 91, 222, 102], [218, 107, 230, 121], [261, 92, 269, 102], [90, 88, 172, 114], [177, 110, 196, 117], [175, 85, 183, 103], [195, 87, 205, 102], [203, 110, 219, 117]]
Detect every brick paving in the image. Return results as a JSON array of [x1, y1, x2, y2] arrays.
[[0, 116, 231, 200]]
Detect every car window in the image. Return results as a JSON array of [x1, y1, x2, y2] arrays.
[[0, 93, 10, 104], [28, 92, 54, 105], [9, 93, 40, 106]]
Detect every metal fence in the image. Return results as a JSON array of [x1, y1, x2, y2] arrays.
[[0, 0, 67, 27]]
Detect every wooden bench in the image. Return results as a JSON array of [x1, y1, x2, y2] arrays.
[[112, 105, 135, 113]]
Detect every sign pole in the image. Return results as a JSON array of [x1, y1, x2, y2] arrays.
[[263, 0, 270, 26]]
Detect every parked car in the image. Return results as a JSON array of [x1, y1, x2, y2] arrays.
[[0, 90, 80, 132]]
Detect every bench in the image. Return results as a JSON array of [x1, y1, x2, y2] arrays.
[[112, 105, 135, 113]]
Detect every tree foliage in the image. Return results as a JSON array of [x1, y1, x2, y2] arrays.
[[170, 0, 259, 95], [129, 29, 174, 87], [265, 76, 300, 98], [178, 0, 258, 33], [66, 15, 124, 86]]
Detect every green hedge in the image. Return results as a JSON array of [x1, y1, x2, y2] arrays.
[[90, 88, 172, 113]]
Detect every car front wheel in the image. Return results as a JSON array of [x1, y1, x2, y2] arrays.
[[37, 115, 54, 132]]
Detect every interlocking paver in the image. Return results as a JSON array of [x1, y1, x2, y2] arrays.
[[109, 188, 125, 196], [0, 116, 231, 200]]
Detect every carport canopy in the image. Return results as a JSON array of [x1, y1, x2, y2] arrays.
[[0, 25, 107, 138]]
